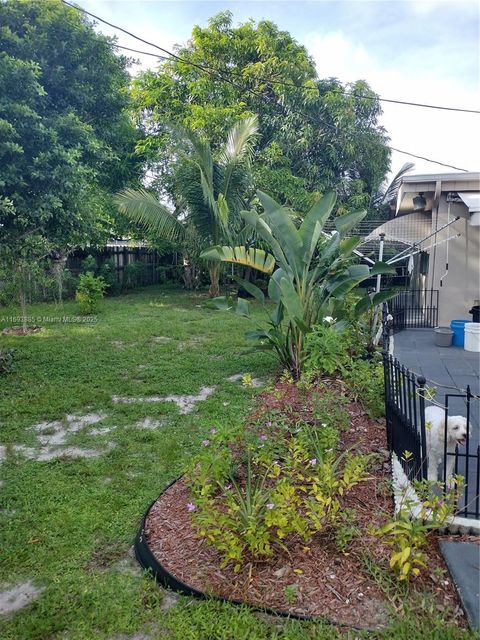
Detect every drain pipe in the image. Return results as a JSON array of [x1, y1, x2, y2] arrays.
[[376, 233, 385, 293], [439, 202, 451, 288], [430, 180, 442, 289]]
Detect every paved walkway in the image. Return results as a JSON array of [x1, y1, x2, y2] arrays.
[[439, 541, 480, 630]]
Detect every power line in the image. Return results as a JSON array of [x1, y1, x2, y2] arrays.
[[63, 0, 470, 172], [111, 39, 480, 115]]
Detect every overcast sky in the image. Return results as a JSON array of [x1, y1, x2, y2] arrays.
[[78, 0, 480, 182]]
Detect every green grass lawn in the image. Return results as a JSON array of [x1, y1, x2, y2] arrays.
[[0, 287, 474, 640]]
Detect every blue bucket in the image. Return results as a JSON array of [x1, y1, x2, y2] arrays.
[[450, 319, 472, 347]]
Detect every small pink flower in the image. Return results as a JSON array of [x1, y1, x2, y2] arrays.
[[260, 434, 268, 441], [202, 439, 210, 446], [187, 502, 196, 512], [210, 428, 217, 434], [266, 421, 272, 427], [309, 458, 317, 466], [266, 503, 275, 510]]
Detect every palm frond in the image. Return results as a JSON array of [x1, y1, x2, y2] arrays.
[[219, 115, 259, 166], [382, 162, 415, 204], [114, 189, 185, 243]]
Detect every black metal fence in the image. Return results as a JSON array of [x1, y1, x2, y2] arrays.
[[383, 352, 480, 520], [389, 288, 439, 332]]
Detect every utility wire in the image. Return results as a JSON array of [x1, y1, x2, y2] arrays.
[[62, 0, 471, 172], [72, 4, 480, 116]]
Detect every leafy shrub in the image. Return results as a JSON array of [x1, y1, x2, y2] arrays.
[[374, 474, 462, 581], [344, 359, 385, 418], [98, 258, 120, 294], [304, 323, 351, 376], [0, 348, 15, 374], [75, 272, 106, 314], [187, 428, 369, 571], [311, 388, 350, 431], [123, 261, 147, 288], [81, 254, 98, 274]]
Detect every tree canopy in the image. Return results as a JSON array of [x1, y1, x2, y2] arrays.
[[0, 0, 142, 252], [132, 11, 391, 213]]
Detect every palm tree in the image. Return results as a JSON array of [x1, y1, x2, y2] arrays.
[[115, 116, 258, 296]]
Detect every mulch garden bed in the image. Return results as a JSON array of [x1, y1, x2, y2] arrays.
[[142, 379, 472, 630]]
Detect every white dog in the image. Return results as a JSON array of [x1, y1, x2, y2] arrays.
[[424, 405, 468, 483]]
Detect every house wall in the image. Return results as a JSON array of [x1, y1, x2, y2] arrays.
[[428, 195, 480, 325]]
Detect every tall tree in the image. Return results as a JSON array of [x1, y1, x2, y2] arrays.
[[0, 0, 142, 253], [132, 11, 390, 214]]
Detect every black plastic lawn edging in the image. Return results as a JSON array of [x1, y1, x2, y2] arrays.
[[133, 477, 368, 632]]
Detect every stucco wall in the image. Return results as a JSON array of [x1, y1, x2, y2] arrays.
[[428, 195, 480, 325]]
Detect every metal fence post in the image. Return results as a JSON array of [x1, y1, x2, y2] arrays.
[[417, 376, 428, 480]]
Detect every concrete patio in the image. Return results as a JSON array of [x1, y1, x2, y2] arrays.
[[393, 328, 479, 431]]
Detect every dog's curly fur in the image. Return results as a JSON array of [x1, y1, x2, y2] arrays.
[[425, 405, 468, 483]]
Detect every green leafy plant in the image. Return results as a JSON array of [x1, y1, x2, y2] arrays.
[[203, 190, 395, 377], [283, 583, 299, 605], [303, 323, 351, 376], [334, 509, 360, 553], [343, 358, 385, 419], [75, 272, 107, 314], [187, 431, 370, 570], [375, 473, 463, 581]]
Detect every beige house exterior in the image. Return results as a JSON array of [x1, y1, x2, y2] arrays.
[[395, 173, 480, 326], [363, 172, 480, 326]]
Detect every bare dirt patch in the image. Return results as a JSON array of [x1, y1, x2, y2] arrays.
[[0, 581, 44, 615], [2, 326, 42, 336], [135, 418, 167, 430], [7, 412, 115, 462], [112, 386, 216, 414]]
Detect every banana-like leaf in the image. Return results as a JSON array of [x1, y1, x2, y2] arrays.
[[268, 268, 286, 303], [321, 231, 341, 261], [370, 261, 396, 276], [234, 277, 265, 302], [279, 276, 304, 325], [340, 235, 361, 256], [207, 296, 233, 311], [235, 298, 251, 318], [299, 191, 336, 263], [114, 189, 185, 243], [334, 209, 367, 234], [372, 289, 398, 305], [347, 264, 371, 279], [241, 209, 288, 269], [354, 295, 374, 318], [327, 274, 364, 298], [270, 302, 284, 326], [257, 191, 303, 274], [200, 245, 275, 274], [246, 329, 271, 340]]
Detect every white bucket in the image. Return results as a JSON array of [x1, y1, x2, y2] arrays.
[[464, 322, 480, 352]]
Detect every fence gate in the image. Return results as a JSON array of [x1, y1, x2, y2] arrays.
[[389, 288, 439, 333], [383, 352, 480, 520]]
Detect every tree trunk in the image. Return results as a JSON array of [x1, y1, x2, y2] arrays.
[[19, 285, 27, 334], [208, 264, 220, 298], [182, 253, 193, 290]]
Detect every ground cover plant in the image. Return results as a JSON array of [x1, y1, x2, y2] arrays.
[[0, 287, 475, 639]]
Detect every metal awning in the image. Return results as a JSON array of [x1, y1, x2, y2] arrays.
[[360, 212, 431, 247], [458, 192, 480, 213]]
